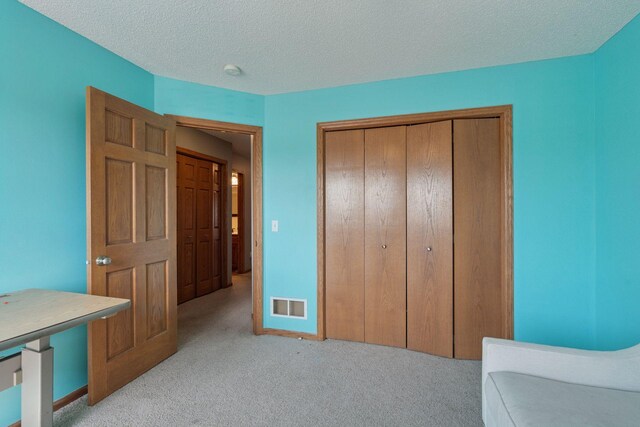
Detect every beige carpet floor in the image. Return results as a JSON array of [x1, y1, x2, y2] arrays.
[[55, 273, 482, 426]]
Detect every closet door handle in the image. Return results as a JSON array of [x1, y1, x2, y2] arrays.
[[381, 245, 387, 249], [426, 247, 432, 252]]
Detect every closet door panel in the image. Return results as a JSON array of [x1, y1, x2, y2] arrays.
[[325, 130, 365, 342], [177, 154, 197, 304], [453, 118, 502, 360], [406, 121, 453, 357], [211, 163, 222, 292], [195, 159, 213, 297], [364, 126, 407, 348]]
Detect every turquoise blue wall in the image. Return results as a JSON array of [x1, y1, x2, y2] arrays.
[[154, 76, 264, 126], [594, 13, 640, 350], [0, 1, 154, 425], [263, 56, 598, 343], [2, 0, 639, 422]]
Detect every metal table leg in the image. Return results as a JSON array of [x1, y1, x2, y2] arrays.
[[21, 337, 53, 427]]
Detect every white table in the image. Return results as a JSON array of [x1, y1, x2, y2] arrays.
[[0, 289, 130, 427]]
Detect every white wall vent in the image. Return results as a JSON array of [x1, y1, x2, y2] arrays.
[[270, 297, 307, 320]]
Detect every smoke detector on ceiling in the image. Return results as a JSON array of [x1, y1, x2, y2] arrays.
[[224, 64, 242, 76]]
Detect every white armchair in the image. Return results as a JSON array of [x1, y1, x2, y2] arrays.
[[482, 338, 640, 426]]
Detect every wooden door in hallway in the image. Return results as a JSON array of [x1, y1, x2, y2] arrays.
[[177, 151, 224, 302], [177, 154, 197, 303], [211, 162, 223, 292], [86, 87, 177, 404], [195, 159, 214, 296]]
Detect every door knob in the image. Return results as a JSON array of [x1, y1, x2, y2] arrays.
[[96, 256, 112, 266], [426, 247, 432, 252], [382, 245, 387, 249]]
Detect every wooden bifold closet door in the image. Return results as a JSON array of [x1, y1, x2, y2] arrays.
[[325, 125, 408, 349], [406, 121, 453, 357], [324, 130, 365, 342], [324, 116, 506, 360], [453, 118, 503, 359], [364, 126, 407, 348]]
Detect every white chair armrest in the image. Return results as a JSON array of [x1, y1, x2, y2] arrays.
[[482, 338, 640, 423]]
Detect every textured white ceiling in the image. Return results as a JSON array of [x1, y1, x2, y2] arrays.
[[20, 0, 640, 95]]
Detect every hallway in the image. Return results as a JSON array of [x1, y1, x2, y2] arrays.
[[55, 272, 481, 426]]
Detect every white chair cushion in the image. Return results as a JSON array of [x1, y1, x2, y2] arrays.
[[485, 371, 640, 427]]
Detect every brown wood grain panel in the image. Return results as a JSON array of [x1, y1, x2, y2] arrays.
[[318, 105, 512, 132], [87, 87, 177, 405], [183, 159, 196, 181], [500, 113, 515, 341], [316, 125, 326, 339], [182, 188, 195, 230], [364, 126, 407, 348], [146, 261, 167, 339], [197, 160, 211, 187], [146, 166, 166, 241], [182, 241, 195, 299], [212, 163, 222, 291], [99, 240, 169, 271], [145, 124, 166, 155], [105, 159, 133, 245], [324, 129, 365, 342], [406, 121, 453, 357], [133, 120, 147, 245], [196, 193, 210, 230], [102, 143, 170, 170], [196, 159, 213, 296], [252, 129, 264, 334], [133, 264, 147, 347], [106, 268, 134, 359], [317, 106, 512, 347], [453, 118, 503, 360], [197, 239, 212, 291], [105, 110, 132, 147], [176, 153, 225, 301], [177, 154, 197, 303], [174, 146, 228, 290]]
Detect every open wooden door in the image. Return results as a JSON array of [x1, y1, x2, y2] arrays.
[[86, 87, 177, 405]]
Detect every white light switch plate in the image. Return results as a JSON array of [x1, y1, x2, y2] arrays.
[[271, 220, 279, 232]]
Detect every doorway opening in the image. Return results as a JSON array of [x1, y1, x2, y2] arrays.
[[169, 115, 263, 334]]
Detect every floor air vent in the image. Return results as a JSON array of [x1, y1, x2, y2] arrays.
[[270, 297, 307, 319]]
